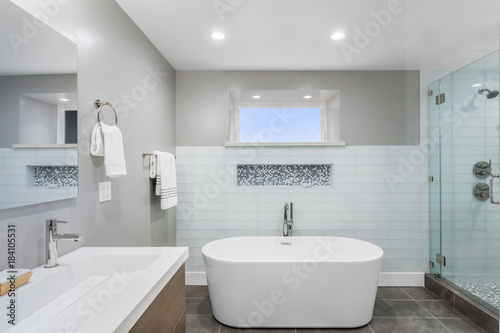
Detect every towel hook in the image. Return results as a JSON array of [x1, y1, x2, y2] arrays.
[[94, 99, 118, 125]]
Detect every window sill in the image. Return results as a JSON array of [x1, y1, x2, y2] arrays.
[[224, 141, 346, 147]]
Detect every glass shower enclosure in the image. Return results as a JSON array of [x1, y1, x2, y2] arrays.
[[429, 50, 500, 313]]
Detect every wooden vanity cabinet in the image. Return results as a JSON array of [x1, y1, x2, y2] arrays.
[[129, 264, 186, 333]]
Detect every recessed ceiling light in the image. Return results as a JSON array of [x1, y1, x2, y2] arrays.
[[59, 98, 70, 102], [211, 32, 225, 40], [331, 32, 346, 40], [252, 95, 261, 99], [303, 95, 312, 99]]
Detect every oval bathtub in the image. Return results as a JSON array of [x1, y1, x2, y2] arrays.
[[202, 236, 383, 328]]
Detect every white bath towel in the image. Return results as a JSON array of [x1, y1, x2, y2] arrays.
[[154, 151, 177, 210], [149, 154, 157, 179], [90, 123, 104, 156], [101, 123, 127, 177]]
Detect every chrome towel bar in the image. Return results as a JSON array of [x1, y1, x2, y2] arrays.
[[142, 151, 176, 159]]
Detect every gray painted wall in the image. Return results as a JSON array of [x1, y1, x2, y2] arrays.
[[19, 96, 57, 144], [0, 74, 76, 148], [0, 0, 176, 270], [176, 70, 420, 146]]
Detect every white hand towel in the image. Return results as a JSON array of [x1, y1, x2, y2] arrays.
[[154, 151, 177, 210], [101, 123, 127, 177], [149, 154, 157, 179], [90, 123, 104, 156]]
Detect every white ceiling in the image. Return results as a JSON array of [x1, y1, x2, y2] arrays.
[[22, 93, 77, 106], [230, 90, 338, 103], [115, 0, 500, 71], [0, 1, 77, 75]]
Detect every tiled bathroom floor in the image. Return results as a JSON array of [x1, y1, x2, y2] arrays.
[[185, 286, 488, 333]]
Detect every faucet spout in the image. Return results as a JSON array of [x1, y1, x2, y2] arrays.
[[45, 219, 83, 268], [53, 233, 83, 242], [283, 202, 293, 236]]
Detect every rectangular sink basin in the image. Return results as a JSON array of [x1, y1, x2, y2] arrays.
[[0, 247, 188, 333]]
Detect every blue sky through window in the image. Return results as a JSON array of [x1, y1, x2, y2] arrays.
[[239, 107, 321, 142]]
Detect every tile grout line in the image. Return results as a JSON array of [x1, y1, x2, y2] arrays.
[[399, 287, 453, 333], [190, 286, 477, 332]]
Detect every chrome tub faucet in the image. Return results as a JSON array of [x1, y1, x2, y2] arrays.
[[44, 218, 83, 268], [283, 202, 293, 236]]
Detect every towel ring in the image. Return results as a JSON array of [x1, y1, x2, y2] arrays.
[[94, 99, 118, 125]]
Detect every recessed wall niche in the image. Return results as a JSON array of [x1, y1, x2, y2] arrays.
[[237, 164, 332, 187]]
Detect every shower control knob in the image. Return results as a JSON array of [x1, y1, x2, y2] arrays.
[[473, 160, 491, 179], [473, 183, 490, 201]]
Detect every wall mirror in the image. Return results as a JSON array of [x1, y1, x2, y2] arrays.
[[0, 1, 78, 210]]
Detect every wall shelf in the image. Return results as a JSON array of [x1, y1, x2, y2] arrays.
[[12, 144, 77, 149]]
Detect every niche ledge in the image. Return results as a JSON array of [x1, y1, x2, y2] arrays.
[[13, 144, 77, 149]]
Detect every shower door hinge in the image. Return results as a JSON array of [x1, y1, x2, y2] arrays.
[[436, 254, 446, 266], [428, 176, 434, 182], [435, 93, 446, 105], [428, 90, 433, 97], [429, 261, 435, 268]]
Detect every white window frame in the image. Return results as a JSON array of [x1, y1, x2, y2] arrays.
[[56, 104, 78, 144], [231, 102, 328, 143]]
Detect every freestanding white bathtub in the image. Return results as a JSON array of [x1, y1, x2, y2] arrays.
[[202, 236, 383, 328]]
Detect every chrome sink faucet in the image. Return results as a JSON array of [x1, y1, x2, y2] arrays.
[[283, 202, 293, 236], [44, 218, 83, 268]]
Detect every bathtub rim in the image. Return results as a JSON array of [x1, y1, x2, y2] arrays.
[[201, 236, 384, 264]]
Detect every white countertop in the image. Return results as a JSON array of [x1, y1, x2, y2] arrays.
[[2, 247, 188, 333]]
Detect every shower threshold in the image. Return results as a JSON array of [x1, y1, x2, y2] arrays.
[[425, 274, 499, 333]]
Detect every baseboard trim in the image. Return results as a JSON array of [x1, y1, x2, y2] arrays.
[[186, 271, 424, 287], [186, 271, 207, 285], [378, 272, 424, 287]]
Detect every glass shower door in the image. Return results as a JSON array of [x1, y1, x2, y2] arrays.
[[428, 79, 441, 277], [429, 50, 500, 312]]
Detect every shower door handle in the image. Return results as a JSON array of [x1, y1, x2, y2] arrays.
[[489, 174, 499, 204]]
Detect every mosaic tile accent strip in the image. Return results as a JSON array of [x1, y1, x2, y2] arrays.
[[237, 164, 331, 187], [33, 166, 78, 187]]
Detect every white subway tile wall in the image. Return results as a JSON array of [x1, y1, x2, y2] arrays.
[[0, 148, 78, 209], [176, 146, 430, 272]]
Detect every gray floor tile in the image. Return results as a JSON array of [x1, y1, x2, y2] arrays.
[[187, 285, 210, 298], [186, 314, 221, 333], [401, 287, 441, 300], [439, 318, 488, 333], [369, 317, 450, 333], [418, 300, 466, 319], [373, 300, 432, 318], [376, 287, 412, 300], [220, 326, 295, 332], [183, 285, 491, 333], [186, 297, 213, 315]]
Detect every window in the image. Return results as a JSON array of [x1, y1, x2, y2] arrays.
[[228, 90, 341, 145], [238, 106, 323, 143]]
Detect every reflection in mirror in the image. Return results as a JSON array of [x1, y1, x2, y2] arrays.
[[0, 1, 78, 210]]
